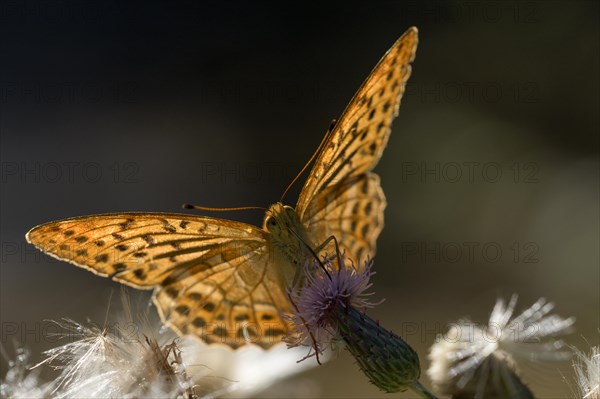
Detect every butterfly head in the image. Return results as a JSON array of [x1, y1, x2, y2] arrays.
[[264, 203, 297, 234]]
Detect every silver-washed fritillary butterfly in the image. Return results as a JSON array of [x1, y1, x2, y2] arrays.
[[26, 27, 418, 349]]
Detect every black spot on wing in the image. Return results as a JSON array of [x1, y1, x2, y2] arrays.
[[165, 287, 179, 298], [192, 317, 206, 327], [235, 314, 249, 322], [382, 100, 391, 113], [113, 263, 126, 272], [142, 235, 155, 245], [361, 224, 370, 237], [119, 219, 134, 230], [369, 142, 377, 155], [213, 327, 227, 338], [175, 305, 190, 315], [133, 268, 146, 280], [163, 224, 177, 233], [368, 108, 376, 120], [95, 254, 109, 263], [187, 292, 202, 301], [364, 202, 373, 216]]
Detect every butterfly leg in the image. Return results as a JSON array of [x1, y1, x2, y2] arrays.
[[312, 234, 343, 271], [290, 233, 344, 289]]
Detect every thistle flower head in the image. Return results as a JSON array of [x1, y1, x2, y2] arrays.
[[428, 295, 575, 398], [284, 255, 379, 359], [284, 255, 435, 397]]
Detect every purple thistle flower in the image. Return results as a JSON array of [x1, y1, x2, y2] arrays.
[[284, 256, 379, 360], [285, 255, 437, 397]]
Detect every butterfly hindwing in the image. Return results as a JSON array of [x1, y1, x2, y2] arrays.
[[156, 256, 290, 349], [300, 173, 386, 264]]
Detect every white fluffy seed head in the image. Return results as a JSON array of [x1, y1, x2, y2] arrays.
[[427, 295, 575, 398], [29, 318, 193, 399], [572, 345, 600, 399]]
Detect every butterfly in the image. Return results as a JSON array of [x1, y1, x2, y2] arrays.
[[26, 27, 418, 349]]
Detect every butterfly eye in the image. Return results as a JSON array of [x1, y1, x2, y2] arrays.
[[265, 217, 277, 228]]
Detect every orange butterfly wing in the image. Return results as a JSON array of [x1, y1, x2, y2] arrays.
[[26, 213, 290, 348], [297, 27, 418, 261]]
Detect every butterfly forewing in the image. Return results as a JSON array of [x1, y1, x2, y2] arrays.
[[296, 27, 418, 263], [297, 27, 418, 218], [26, 213, 290, 348]]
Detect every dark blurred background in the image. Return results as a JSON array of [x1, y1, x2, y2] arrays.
[[1, 1, 598, 397]]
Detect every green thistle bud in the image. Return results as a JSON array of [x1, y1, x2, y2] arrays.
[[335, 305, 421, 393]]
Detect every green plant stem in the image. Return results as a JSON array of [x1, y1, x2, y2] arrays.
[[411, 381, 439, 399]]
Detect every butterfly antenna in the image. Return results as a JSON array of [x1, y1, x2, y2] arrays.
[[182, 203, 268, 212], [280, 119, 337, 203]]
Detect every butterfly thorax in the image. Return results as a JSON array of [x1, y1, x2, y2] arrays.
[[263, 203, 312, 273]]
